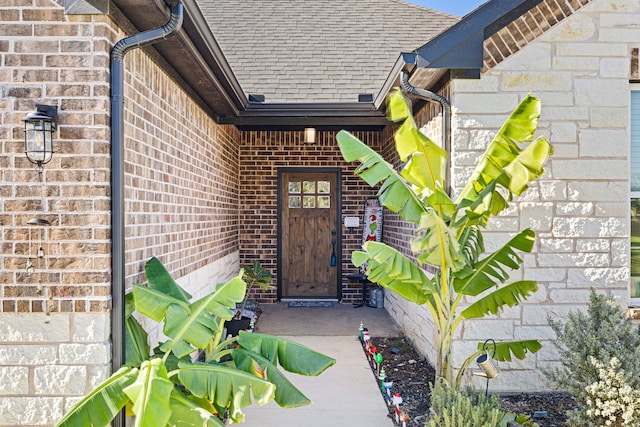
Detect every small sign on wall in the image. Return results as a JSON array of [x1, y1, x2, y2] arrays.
[[344, 216, 360, 228]]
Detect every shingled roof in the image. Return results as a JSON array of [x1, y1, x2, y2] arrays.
[[199, 0, 459, 103]]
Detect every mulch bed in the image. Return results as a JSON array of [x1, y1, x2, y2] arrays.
[[363, 336, 577, 426]]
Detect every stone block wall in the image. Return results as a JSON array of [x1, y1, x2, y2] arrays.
[[382, 0, 638, 391]]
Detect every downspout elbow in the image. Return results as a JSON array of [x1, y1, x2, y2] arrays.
[[112, 3, 184, 62], [399, 70, 451, 116], [399, 69, 452, 191]]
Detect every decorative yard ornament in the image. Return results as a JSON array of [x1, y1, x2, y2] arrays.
[[392, 392, 403, 424], [375, 352, 383, 376], [378, 366, 386, 390], [22, 105, 57, 173], [473, 338, 499, 396]]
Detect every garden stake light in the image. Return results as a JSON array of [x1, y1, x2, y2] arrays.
[[399, 411, 410, 427], [392, 392, 403, 424], [371, 345, 378, 369], [378, 367, 386, 391], [375, 351, 383, 376], [474, 338, 499, 396], [384, 380, 393, 405]]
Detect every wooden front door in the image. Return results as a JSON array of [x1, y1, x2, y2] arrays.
[[280, 170, 340, 299]]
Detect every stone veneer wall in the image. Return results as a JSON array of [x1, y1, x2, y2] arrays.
[[382, 0, 636, 391], [238, 130, 382, 303], [380, 90, 448, 371], [0, 1, 241, 425]]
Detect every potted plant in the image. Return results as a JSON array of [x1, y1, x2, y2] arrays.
[[225, 260, 274, 336], [56, 257, 334, 426]]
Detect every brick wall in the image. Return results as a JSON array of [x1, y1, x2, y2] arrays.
[[0, 1, 113, 424], [0, 1, 242, 425], [238, 129, 381, 303], [122, 47, 240, 289]]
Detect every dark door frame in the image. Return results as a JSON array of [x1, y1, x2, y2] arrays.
[[277, 167, 342, 300]]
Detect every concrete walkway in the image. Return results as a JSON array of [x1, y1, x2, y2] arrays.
[[241, 302, 400, 426]]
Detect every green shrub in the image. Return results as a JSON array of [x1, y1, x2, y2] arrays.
[[425, 381, 503, 427], [546, 289, 640, 426]]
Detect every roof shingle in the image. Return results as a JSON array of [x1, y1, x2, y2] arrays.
[[199, 0, 458, 103]]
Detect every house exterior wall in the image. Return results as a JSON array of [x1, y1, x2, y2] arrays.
[[383, 0, 638, 391], [238, 130, 381, 303], [381, 95, 448, 370], [0, 1, 241, 425], [0, 3, 113, 424]]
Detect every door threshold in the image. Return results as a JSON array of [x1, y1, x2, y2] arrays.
[[280, 298, 339, 302]]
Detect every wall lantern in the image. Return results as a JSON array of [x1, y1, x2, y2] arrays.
[[304, 127, 316, 145], [22, 105, 57, 172]]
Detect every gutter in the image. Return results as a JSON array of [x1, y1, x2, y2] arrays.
[[109, 3, 183, 425]]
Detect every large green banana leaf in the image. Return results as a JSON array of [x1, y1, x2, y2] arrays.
[[456, 95, 552, 224], [233, 348, 312, 408], [410, 209, 465, 271], [454, 229, 535, 296], [503, 136, 552, 195], [479, 340, 543, 362], [145, 256, 192, 302], [387, 85, 413, 125], [457, 225, 484, 272], [132, 272, 245, 358], [352, 242, 433, 304], [461, 280, 538, 319], [337, 130, 426, 223], [397, 120, 446, 192], [125, 292, 150, 366], [123, 358, 173, 427], [56, 366, 137, 427], [456, 180, 509, 227], [177, 361, 276, 424], [237, 332, 336, 376], [168, 389, 224, 427], [161, 273, 245, 357], [125, 313, 150, 366], [132, 285, 190, 323]]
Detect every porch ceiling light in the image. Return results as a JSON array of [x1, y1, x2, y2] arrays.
[[304, 127, 316, 145], [22, 105, 57, 172]]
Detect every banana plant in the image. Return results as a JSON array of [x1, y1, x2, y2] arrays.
[[337, 89, 552, 383], [57, 257, 335, 427]]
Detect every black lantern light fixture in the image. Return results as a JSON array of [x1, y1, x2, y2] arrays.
[[22, 105, 57, 172]]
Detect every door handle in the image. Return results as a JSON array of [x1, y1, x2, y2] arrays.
[[331, 230, 337, 266]]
